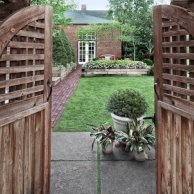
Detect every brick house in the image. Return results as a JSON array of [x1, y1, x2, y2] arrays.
[[64, 5, 122, 65]]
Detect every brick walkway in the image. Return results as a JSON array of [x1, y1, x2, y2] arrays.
[[51, 65, 82, 128]]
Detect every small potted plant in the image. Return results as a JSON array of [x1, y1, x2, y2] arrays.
[[115, 118, 155, 161], [107, 89, 148, 132], [90, 124, 115, 154]]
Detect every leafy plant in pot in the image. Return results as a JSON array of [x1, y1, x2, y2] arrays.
[[115, 118, 155, 161], [107, 89, 148, 133], [90, 124, 115, 154]]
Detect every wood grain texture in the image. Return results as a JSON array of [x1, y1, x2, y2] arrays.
[[155, 4, 194, 194], [0, 5, 52, 194]]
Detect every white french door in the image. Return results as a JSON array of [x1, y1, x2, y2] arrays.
[[78, 41, 96, 64]]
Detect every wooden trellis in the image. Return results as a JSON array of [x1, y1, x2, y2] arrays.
[[0, 6, 52, 194], [154, 4, 194, 194]]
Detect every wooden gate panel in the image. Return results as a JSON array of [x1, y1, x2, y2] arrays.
[[0, 6, 52, 194], [154, 5, 194, 194]]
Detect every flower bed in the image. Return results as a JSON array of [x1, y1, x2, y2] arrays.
[[82, 59, 149, 76]]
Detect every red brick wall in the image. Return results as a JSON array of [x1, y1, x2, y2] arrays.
[[64, 24, 122, 64]]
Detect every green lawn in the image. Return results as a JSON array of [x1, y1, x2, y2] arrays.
[[54, 76, 154, 132]]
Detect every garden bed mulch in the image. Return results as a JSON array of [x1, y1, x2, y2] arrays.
[[51, 65, 82, 128]]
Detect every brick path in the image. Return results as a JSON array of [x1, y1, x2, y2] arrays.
[[51, 65, 82, 128]]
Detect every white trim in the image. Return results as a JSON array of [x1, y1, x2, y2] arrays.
[[78, 41, 96, 65]]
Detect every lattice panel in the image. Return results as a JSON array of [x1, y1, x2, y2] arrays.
[[0, 18, 45, 105], [161, 17, 194, 103]]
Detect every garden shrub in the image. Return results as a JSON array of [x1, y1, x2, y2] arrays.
[[107, 89, 148, 119], [143, 58, 153, 66], [83, 59, 148, 69], [147, 65, 154, 76], [53, 29, 75, 68]]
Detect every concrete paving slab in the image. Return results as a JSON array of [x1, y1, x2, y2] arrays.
[[50, 161, 96, 194], [52, 132, 96, 161], [52, 132, 155, 161], [101, 161, 156, 194]]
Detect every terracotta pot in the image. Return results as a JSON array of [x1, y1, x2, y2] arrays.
[[102, 142, 113, 154], [134, 151, 148, 162]]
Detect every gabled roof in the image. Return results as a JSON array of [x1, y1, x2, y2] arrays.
[[65, 10, 113, 25]]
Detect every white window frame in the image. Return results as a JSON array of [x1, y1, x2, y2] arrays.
[[78, 40, 96, 65]]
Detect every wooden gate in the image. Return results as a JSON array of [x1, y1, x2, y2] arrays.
[[154, 5, 194, 194], [0, 6, 52, 194]]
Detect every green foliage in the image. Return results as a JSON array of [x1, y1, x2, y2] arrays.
[[107, 89, 148, 119], [77, 23, 120, 41], [108, 0, 154, 59], [115, 119, 155, 153], [143, 59, 153, 66], [90, 124, 115, 150], [31, 0, 76, 25], [53, 29, 75, 67], [147, 65, 154, 76], [84, 59, 148, 69], [54, 76, 154, 132]]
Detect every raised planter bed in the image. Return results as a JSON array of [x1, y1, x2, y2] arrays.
[[52, 64, 77, 86], [82, 69, 149, 77]]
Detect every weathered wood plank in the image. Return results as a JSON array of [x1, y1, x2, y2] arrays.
[[0, 65, 44, 74], [175, 114, 182, 194], [0, 75, 44, 88], [163, 73, 194, 85], [17, 30, 45, 39], [0, 6, 45, 56], [43, 7, 52, 194], [34, 111, 43, 194], [1, 125, 13, 194], [13, 119, 25, 194], [163, 64, 194, 72], [0, 102, 48, 127], [162, 40, 194, 47], [181, 118, 192, 193], [0, 95, 43, 117], [0, 85, 44, 102], [0, 54, 44, 61], [28, 21, 45, 29], [8, 41, 44, 49], [162, 29, 188, 37], [163, 84, 194, 97], [159, 101, 194, 121], [163, 53, 194, 60]]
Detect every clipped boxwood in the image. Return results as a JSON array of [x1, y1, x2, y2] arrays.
[[107, 89, 148, 119], [83, 59, 148, 70], [53, 29, 75, 68]]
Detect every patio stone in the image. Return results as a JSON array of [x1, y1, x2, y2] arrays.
[[50, 161, 96, 194], [101, 161, 156, 194], [51, 132, 156, 194], [52, 132, 155, 161], [52, 132, 96, 161]]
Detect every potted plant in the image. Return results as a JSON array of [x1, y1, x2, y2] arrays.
[[115, 118, 155, 161], [90, 124, 115, 154], [107, 89, 148, 132]]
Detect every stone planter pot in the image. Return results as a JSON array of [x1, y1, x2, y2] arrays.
[[102, 142, 113, 154], [134, 151, 148, 162], [111, 113, 131, 132]]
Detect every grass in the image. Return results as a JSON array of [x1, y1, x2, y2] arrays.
[[54, 76, 154, 132]]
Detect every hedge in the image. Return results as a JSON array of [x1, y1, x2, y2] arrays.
[[83, 59, 148, 69], [53, 29, 75, 68]]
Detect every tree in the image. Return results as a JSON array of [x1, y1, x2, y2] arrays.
[[31, 0, 76, 26], [108, 0, 154, 59], [31, 0, 76, 66]]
